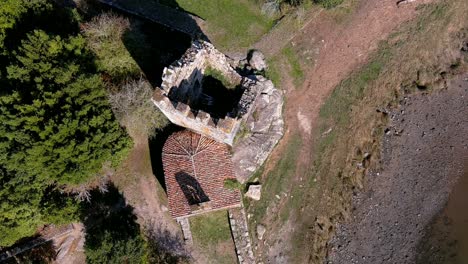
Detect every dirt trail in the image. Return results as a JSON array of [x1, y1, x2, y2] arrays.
[[278, 0, 430, 165], [265, 0, 429, 173]]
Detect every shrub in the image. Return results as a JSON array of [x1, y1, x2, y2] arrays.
[[224, 178, 241, 190], [108, 78, 168, 139], [82, 12, 140, 82]]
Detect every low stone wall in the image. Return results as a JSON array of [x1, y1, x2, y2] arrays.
[[229, 208, 255, 264]]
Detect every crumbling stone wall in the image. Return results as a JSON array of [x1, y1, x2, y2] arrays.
[[152, 40, 261, 145]]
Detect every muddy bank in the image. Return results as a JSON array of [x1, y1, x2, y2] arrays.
[[416, 160, 468, 264], [327, 75, 468, 263]]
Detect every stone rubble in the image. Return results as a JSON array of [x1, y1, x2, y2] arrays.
[[248, 50, 267, 71], [245, 184, 262, 201], [256, 224, 266, 240], [177, 218, 193, 245]]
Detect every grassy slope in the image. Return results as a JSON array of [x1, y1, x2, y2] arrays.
[[189, 210, 237, 264], [265, 45, 305, 89], [247, 0, 468, 263], [160, 0, 275, 51]]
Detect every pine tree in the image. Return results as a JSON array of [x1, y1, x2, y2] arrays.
[[0, 1, 131, 247]]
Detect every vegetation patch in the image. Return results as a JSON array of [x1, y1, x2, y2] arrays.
[[0, 1, 131, 247], [190, 210, 237, 263], [160, 0, 275, 51], [315, 0, 344, 9], [282, 45, 305, 87], [265, 56, 282, 87], [246, 135, 302, 225], [224, 178, 241, 190], [82, 13, 140, 83], [204, 65, 237, 89], [233, 121, 250, 144]]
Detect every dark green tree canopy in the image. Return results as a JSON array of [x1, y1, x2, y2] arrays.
[[0, 0, 130, 247], [2, 30, 129, 185]]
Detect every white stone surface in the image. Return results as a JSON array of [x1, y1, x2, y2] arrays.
[[245, 185, 262, 200]]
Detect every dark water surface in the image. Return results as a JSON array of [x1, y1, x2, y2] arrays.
[[442, 161, 468, 263], [417, 161, 468, 264]]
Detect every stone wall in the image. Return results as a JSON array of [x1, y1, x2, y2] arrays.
[[152, 40, 260, 145]]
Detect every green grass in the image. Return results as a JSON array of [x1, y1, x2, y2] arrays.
[[190, 210, 232, 246], [263, 45, 304, 90], [204, 65, 237, 89], [224, 178, 241, 190], [247, 135, 302, 223], [160, 0, 275, 51], [190, 210, 236, 263], [318, 0, 344, 9], [282, 45, 304, 87], [265, 56, 282, 87]]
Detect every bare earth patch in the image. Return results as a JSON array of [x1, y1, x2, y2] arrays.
[[327, 75, 468, 263]]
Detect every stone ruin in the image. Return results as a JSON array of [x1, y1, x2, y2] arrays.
[[152, 40, 261, 145]]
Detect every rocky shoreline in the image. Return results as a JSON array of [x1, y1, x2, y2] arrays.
[[327, 75, 468, 263]]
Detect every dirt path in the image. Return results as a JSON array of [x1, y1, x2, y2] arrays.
[[262, 0, 432, 175], [277, 0, 430, 166]]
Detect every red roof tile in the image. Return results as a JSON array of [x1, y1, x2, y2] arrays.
[[162, 130, 241, 218]]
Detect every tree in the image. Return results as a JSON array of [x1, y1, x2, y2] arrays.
[[0, 2, 131, 247], [0, 0, 51, 51], [81, 186, 146, 264], [3, 30, 130, 185]]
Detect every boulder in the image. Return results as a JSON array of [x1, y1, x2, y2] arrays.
[[248, 50, 267, 71], [257, 224, 266, 240], [245, 184, 262, 200]]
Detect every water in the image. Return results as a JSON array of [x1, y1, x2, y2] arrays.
[[417, 160, 468, 264], [444, 161, 468, 263]]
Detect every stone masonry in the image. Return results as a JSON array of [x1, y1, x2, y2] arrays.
[[152, 40, 262, 145], [229, 208, 256, 264]]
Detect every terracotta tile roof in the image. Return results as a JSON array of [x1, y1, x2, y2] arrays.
[[162, 130, 241, 218]]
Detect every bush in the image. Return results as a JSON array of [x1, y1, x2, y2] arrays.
[[108, 78, 168, 139], [82, 12, 140, 82], [223, 178, 241, 190]]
